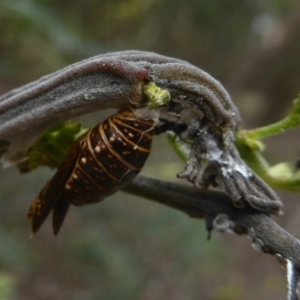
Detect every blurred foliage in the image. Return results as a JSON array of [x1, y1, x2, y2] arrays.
[[0, 272, 15, 300], [0, 0, 300, 299]]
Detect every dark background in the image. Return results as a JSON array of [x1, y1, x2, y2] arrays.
[[0, 0, 300, 299]]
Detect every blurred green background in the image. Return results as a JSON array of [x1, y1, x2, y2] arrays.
[[1, 0, 300, 299]]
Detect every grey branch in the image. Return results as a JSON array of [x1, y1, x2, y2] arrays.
[[125, 174, 300, 300], [125, 174, 300, 262]]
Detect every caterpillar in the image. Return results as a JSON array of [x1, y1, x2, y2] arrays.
[[27, 109, 155, 235]]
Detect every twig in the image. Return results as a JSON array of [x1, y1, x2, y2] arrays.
[[124, 174, 300, 260], [124, 174, 300, 300]]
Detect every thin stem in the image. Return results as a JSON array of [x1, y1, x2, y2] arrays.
[[166, 133, 188, 163], [236, 139, 300, 192], [239, 96, 300, 140]]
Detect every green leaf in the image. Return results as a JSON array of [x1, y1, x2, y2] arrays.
[[22, 121, 88, 172]]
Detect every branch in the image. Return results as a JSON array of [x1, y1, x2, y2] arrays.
[[124, 174, 300, 300]]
